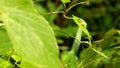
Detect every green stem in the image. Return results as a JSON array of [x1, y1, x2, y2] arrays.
[[71, 28, 82, 54], [68, 0, 78, 7], [48, 11, 64, 14], [63, 13, 73, 19], [66, 1, 86, 12]]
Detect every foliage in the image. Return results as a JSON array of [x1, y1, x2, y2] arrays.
[[0, 0, 120, 68], [0, 0, 61, 68]]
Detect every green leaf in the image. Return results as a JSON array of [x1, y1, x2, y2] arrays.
[[61, 0, 71, 3], [99, 29, 119, 50], [54, 25, 78, 38], [1, 9, 61, 68], [0, 58, 13, 68], [0, 0, 38, 14], [0, 0, 62, 67], [61, 51, 78, 68], [72, 15, 92, 46], [0, 27, 12, 56], [91, 48, 108, 59], [34, 3, 48, 19], [72, 15, 108, 59], [11, 54, 21, 62]]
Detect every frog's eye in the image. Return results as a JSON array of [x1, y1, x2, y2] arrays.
[[78, 18, 87, 28]]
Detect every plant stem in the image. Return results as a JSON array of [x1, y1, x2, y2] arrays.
[[63, 3, 67, 11], [48, 11, 64, 14], [63, 13, 73, 19], [68, 0, 78, 7], [66, 1, 86, 12], [71, 28, 82, 54]]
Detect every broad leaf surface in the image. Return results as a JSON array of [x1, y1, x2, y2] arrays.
[[1, 7, 61, 68], [0, 0, 61, 68], [0, 0, 37, 14], [0, 27, 12, 56]]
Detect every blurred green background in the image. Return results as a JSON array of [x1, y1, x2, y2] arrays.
[[35, 0, 120, 46], [34, 0, 120, 68]]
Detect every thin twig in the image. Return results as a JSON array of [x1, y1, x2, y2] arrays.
[[8, 49, 14, 61], [68, 0, 79, 7], [63, 3, 67, 11], [48, 11, 64, 14], [66, 1, 87, 12], [63, 13, 73, 19]]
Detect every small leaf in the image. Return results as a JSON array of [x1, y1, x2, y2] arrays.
[[78, 18, 87, 28], [61, 0, 71, 3], [99, 29, 119, 50], [92, 48, 108, 59], [72, 15, 108, 59], [72, 15, 92, 46]]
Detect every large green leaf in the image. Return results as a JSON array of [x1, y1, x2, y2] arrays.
[[0, 0, 37, 14], [0, 27, 12, 56], [0, 0, 62, 68], [1, 7, 61, 68]]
